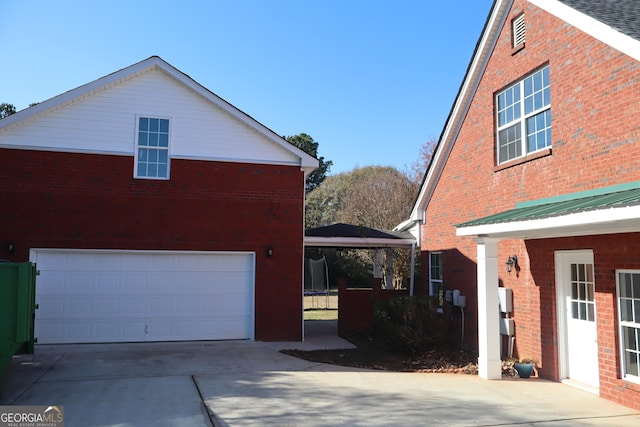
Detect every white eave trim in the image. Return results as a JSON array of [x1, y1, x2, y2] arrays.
[[304, 236, 416, 248], [529, 0, 640, 62], [457, 204, 640, 239]]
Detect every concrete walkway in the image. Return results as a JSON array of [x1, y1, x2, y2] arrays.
[[2, 321, 639, 426]]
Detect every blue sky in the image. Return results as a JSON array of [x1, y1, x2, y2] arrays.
[[2, 1, 493, 175]]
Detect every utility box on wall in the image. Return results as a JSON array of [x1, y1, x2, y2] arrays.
[[498, 287, 513, 313]]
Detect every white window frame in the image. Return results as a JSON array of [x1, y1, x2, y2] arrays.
[[429, 251, 443, 309], [496, 65, 551, 164], [616, 270, 640, 385], [134, 116, 171, 180]]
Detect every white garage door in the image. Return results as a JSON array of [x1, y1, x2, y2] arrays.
[[31, 250, 255, 344]]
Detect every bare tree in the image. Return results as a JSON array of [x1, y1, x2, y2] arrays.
[[408, 136, 438, 184]]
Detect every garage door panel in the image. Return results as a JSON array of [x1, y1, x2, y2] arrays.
[[37, 298, 65, 318], [67, 322, 92, 340], [67, 298, 93, 317], [95, 298, 120, 315], [34, 250, 255, 343]]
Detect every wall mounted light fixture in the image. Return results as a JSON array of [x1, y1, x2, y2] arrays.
[[267, 246, 273, 257], [8, 242, 15, 255], [505, 255, 518, 273]]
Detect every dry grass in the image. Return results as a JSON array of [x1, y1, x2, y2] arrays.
[[304, 293, 338, 321], [304, 309, 338, 321]]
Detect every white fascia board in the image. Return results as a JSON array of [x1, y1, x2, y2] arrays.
[[304, 236, 416, 248], [529, 0, 640, 62], [457, 204, 640, 239], [409, 0, 512, 222]]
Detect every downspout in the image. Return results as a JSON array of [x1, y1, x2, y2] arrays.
[[409, 242, 416, 296]]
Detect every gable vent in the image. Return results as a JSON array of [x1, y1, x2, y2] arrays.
[[513, 14, 526, 47]]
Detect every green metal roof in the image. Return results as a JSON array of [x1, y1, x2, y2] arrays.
[[458, 181, 640, 228]]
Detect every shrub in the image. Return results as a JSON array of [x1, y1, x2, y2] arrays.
[[373, 295, 449, 353]]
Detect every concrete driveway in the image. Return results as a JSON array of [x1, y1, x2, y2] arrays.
[[2, 321, 639, 427]]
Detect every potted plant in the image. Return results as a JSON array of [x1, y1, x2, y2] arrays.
[[514, 358, 537, 379]]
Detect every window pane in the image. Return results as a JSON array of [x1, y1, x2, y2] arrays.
[[159, 119, 169, 133], [138, 148, 147, 161], [524, 77, 532, 96], [578, 264, 586, 281], [159, 150, 168, 163], [543, 87, 551, 106], [633, 274, 640, 297], [579, 302, 586, 320], [138, 132, 148, 146], [158, 164, 167, 178], [635, 300, 640, 323], [139, 117, 149, 131], [624, 326, 636, 350], [149, 149, 158, 162], [149, 118, 159, 131], [148, 163, 157, 177], [572, 282, 578, 299], [148, 133, 158, 147], [534, 92, 543, 110], [621, 272, 631, 297], [137, 162, 147, 177], [525, 97, 533, 114], [159, 134, 169, 147], [572, 301, 579, 319], [627, 350, 639, 377], [571, 264, 577, 282], [534, 71, 542, 91], [622, 299, 633, 322], [587, 303, 594, 321]]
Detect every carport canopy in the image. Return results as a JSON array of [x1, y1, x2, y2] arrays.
[[304, 223, 418, 294]]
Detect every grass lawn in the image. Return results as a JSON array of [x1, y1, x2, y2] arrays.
[[304, 309, 338, 321]]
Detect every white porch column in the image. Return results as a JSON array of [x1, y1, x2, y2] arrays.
[[476, 237, 502, 380], [385, 248, 394, 289], [373, 249, 383, 279]]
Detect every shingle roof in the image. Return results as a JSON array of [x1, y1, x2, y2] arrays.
[[557, 0, 640, 41], [305, 223, 412, 240]]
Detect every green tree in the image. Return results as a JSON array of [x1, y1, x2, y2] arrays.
[[286, 133, 333, 193], [0, 103, 17, 119]]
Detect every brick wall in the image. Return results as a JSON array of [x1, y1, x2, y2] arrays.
[[421, 0, 640, 409], [0, 148, 306, 341]]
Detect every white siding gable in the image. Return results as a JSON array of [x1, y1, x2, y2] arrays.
[[0, 67, 300, 167]]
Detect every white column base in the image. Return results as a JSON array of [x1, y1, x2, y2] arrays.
[[478, 357, 502, 379]]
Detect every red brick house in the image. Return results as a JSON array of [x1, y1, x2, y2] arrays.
[[406, 0, 640, 410], [0, 56, 318, 344]]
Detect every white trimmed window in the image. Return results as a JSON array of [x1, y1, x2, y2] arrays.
[[135, 117, 170, 179], [430, 252, 443, 308], [496, 65, 551, 164], [617, 270, 640, 384]]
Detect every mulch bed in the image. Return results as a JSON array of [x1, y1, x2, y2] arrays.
[[280, 334, 480, 374]]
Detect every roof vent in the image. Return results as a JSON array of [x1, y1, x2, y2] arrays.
[[513, 14, 526, 47]]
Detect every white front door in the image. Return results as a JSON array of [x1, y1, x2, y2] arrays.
[[556, 250, 599, 390]]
